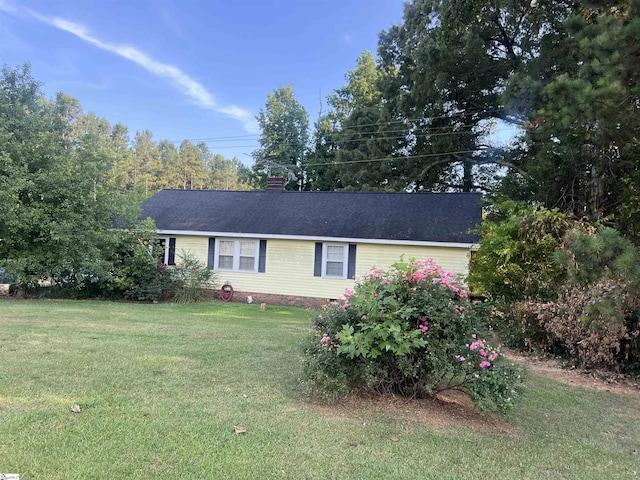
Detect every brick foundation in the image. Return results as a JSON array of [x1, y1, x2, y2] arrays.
[[204, 289, 334, 309]]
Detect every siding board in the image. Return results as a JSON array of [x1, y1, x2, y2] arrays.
[[171, 236, 470, 299]]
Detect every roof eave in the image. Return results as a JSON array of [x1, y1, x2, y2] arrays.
[[156, 229, 478, 249]]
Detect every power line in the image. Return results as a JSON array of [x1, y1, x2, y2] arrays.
[[168, 133, 259, 143], [304, 149, 481, 168], [195, 127, 511, 151], [165, 110, 508, 145]]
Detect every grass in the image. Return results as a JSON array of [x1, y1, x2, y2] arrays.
[[0, 299, 639, 479]]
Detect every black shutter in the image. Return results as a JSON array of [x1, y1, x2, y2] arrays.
[[207, 238, 216, 269], [258, 240, 267, 273], [314, 242, 322, 277], [168, 237, 176, 266], [347, 244, 357, 279]]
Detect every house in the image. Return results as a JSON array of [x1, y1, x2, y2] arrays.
[[140, 179, 482, 307]]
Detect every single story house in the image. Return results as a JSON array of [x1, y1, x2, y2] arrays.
[[140, 179, 482, 306]]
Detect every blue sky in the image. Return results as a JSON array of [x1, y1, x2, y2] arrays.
[[0, 0, 405, 162]]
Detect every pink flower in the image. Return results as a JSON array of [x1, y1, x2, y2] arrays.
[[420, 324, 429, 333], [373, 292, 378, 297], [320, 334, 331, 345], [488, 353, 499, 362], [344, 289, 355, 298], [459, 292, 468, 298], [361, 314, 368, 320], [409, 271, 426, 282], [479, 349, 487, 357], [469, 340, 485, 351], [479, 361, 491, 369], [455, 355, 466, 361], [342, 301, 350, 309]]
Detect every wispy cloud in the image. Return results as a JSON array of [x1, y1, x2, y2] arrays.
[[26, 9, 258, 133]]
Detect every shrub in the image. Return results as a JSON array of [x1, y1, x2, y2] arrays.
[[172, 250, 217, 303], [501, 226, 640, 372], [301, 258, 525, 412], [469, 203, 575, 302], [102, 220, 176, 302], [124, 260, 175, 302]]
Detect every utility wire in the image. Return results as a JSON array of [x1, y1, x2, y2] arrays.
[[197, 127, 511, 151], [303, 149, 482, 168], [168, 110, 508, 144]]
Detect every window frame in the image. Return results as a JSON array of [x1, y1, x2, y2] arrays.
[[321, 242, 348, 279], [158, 237, 176, 266], [214, 238, 260, 273]]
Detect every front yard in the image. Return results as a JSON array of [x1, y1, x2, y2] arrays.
[[0, 300, 638, 479]]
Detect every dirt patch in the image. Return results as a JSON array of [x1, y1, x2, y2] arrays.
[[312, 392, 519, 435], [310, 352, 639, 434], [504, 350, 640, 398]]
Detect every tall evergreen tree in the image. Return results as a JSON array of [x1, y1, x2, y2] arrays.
[[252, 85, 310, 190]]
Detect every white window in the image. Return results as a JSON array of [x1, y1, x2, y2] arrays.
[[157, 237, 176, 265], [322, 243, 347, 279], [215, 238, 259, 272]]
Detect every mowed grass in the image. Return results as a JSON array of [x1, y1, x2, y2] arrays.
[[0, 300, 639, 479]]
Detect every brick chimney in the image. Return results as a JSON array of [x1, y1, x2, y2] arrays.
[[266, 176, 286, 191]]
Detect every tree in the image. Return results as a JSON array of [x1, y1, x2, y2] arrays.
[[377, 0, 572, 192], [131, 130, 162, 194], [252, 85, 310, 190], [512, 0, 640, 235], [0, 63, 117, 287], [170, 140, 208, 190], [108, 122, 134, 192], [307, 113, 342, 190], [326, 51, 403, 191], [208, 154, 252, 190]]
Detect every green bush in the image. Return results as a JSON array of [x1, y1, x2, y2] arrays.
[[301, 258, 525, 412], [124, 260, 175, 302], [101, 220, 176, 302], [172, 250, 217, 303], [469, 202, 578, 302]]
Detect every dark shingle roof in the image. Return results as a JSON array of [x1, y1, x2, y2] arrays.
[[140, 190, 482, 244]]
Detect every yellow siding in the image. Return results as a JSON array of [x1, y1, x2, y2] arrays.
[[356, 244, 470, 279], [171, 236, 470, 299], [173, 235, 209, 262]]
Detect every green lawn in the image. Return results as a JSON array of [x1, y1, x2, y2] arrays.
[[0, 300, 638, 479]]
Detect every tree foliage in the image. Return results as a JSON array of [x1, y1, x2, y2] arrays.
[[0, 63, 252, 293], [0, 64, 117, 287], [252, 85, 310, 190]]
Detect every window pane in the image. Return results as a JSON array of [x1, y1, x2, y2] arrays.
[[219, 240, 235, 255], [240, 240, 256, 256], [239, 256, 255, 271], [327, 245, 344, 261], [326, 261, 344, 277], [218, 255, 233, 269]]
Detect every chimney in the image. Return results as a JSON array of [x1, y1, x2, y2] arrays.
[[266, 176, 286, 191]]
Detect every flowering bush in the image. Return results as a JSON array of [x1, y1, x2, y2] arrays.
[[301, 258, 525, 412]]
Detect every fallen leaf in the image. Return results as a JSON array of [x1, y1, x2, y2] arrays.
[[348, 442, 358, 447], [233, 425, 246, 434], [390, 436, 399, 442], [70, 404, 81, 413]]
